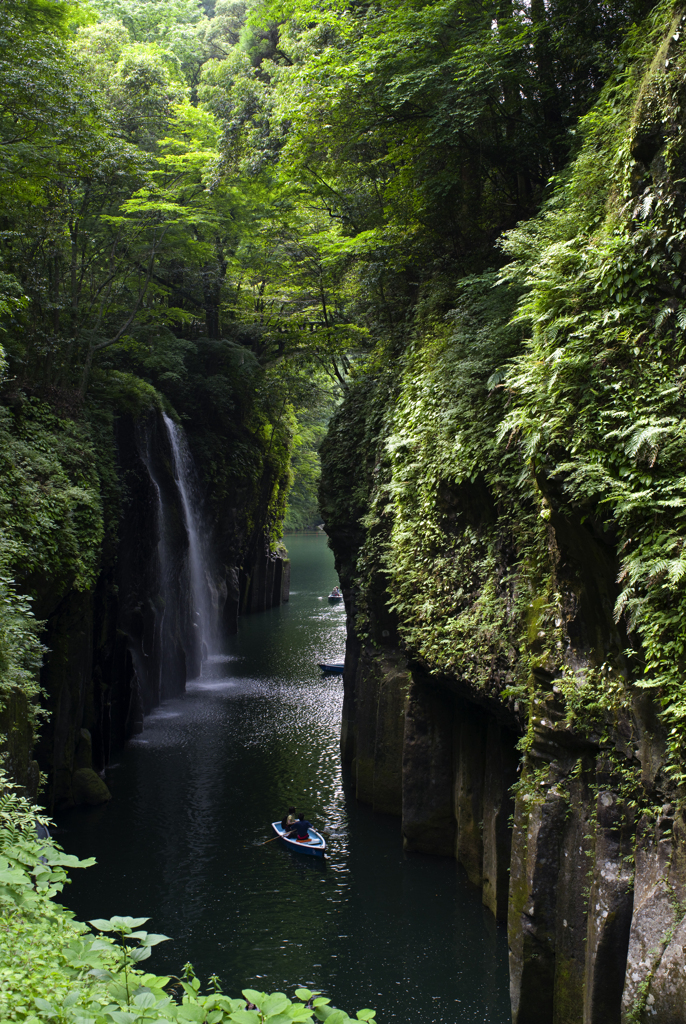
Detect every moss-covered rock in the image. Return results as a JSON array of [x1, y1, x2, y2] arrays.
[[71, 767, 111, 806], [0, 352, 294, 806], [320, 5, 686, 1020]]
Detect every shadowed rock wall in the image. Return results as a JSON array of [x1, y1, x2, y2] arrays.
[[329, 527, 685, 1024], [321, 355, 686, 1022], [342, 639, 518, 921], [30, 408, 289, 811]]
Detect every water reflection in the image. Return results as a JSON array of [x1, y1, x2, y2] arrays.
[[57, 534, 509, 1023]]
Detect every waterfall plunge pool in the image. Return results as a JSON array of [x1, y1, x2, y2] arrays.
[[56, 533, 510, 1024]]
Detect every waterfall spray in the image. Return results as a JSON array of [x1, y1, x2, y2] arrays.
[[163, 413, 217, 666]]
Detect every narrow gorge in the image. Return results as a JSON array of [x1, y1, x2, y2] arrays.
[[4, 1, 686, 1022]]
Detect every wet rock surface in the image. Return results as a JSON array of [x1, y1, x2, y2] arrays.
[[71, 767, 111, 806], [21, 408, 289, 811], [323, 426, 686, 1023], [332, 593, 686, 1023]]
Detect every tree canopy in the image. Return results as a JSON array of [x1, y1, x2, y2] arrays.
[[1, 0, 655, 390], [0, 0, 660, 532]]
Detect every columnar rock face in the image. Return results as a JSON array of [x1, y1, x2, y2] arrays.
[[321, 378, 686, 1023], [29, 408, 289, 811], [403, 680, 456, 858], [239, 545, 288, 615], [341, 640, 518, 918], [335, 588, 686, 1022], [482, 718, 518, 919], [331, 557, 686, 1024]]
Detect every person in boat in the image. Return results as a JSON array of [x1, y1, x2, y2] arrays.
[[281, 806, 297, 833], [330, 586, 341, 598], [294, 813, 313, 843]]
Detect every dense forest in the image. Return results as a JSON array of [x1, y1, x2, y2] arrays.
[[4, 0, 686, 1020]]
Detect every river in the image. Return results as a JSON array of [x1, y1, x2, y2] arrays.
[[57, 533, 510, 1023]]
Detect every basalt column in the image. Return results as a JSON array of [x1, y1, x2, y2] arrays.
[[352, 646, 408, 815], [340, 639, 520, 914], [402, 681, 456, 857], [482, 719, 518, 920]]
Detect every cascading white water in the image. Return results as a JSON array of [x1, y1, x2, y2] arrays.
[[139, 428, 169, 704], [163, 413, 217, 665]]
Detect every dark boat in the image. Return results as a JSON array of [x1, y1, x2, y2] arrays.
[[327, 587, 342, 602], [271, 821, 326, 858], [318, 661, 344, 674]]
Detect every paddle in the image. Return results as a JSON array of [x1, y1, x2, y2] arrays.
[[258, 829, 297, 846]]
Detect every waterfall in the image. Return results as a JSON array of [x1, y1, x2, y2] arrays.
[[138, 427, 168, 706], [163, 413, 217, 666]]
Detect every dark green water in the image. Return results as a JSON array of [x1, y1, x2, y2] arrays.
[[57, 533, 510, 1023]]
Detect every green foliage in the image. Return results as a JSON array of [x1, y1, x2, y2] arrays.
[[90, 0, 208, 82], [322, 273, 541, 694], [0, 400, 104, 595], [320, 0, 686, 819], [0, 768, 95, 915], [235, 0, 656, 347], [379, 274, 528, 679], [0, 909, 93, 1024], [497, 1, 686, 777], [284, 383, 338, 531], [0, 776, 374, 1024], [0, 575, 44, 731]]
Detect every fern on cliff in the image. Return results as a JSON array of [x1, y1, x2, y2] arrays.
[[0, 574, 44, 729], [499, 0, 686, 774]]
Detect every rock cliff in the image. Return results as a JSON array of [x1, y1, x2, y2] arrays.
[[324, 438, 683, 1024], [1, 376, 291, 811], [320, 8, 686, 1020]]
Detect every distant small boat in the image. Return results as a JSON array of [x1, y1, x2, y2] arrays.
[[318, 661, 344, 674], [271, 821, 326, 858], [327, 588, 342, 602]]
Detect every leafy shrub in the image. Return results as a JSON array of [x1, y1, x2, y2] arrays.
[[0, 772, 375, 1024], [0, 400, 104, 596], [0, 575, 44, 728]]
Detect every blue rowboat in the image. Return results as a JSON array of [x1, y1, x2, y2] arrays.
[[318, 661, 344, 674], [327, 591, 342, 603], [271, 821, 326, 858]]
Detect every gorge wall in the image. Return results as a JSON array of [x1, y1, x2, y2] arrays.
[[320, 8, 686, 1022], [0, 349, 292, 811], [37, 409, 288, 812], [327, 524, 667, 1024]]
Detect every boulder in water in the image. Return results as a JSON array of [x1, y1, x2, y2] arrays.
[[72, 767, 111, 806]]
